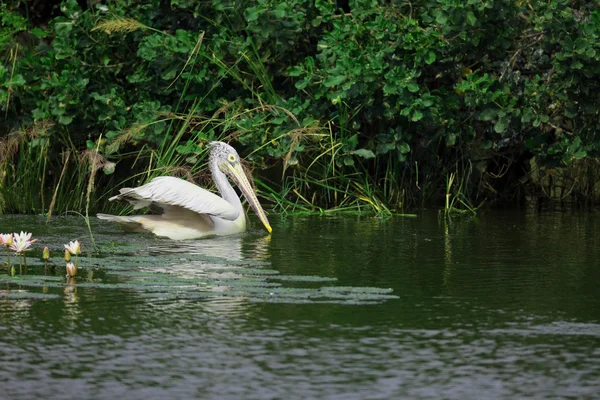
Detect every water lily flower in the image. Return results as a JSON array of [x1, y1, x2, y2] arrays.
[[64, 249, 71, 262], [7, 231, 37, 269], [64, 240, 81, 256], [0, 233, 13, 267], [9, 231, 37, 254], [66, 262, 77, 277], [43, 246, 50, 260], [0, 233, 13, 246]]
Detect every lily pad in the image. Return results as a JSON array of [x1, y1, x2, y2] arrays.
[[0, 290, 60, 300], [268, 275, 337, 282]]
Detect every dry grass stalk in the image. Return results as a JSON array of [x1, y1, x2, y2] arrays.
[[282, 126, 324, 178], [92, 17, 146, 35], [47, 151, 71, 222]]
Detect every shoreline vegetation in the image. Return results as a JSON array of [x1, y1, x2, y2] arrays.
[[1, 1, 600, 217]]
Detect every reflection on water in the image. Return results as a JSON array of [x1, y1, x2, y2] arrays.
[[147, 233, 272, 260], [0, 212, 599, 399]]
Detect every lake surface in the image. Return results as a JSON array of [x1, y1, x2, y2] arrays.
[[0, 211, 599, 399]]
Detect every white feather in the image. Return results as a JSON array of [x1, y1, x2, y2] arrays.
[[114, 176, 240, 221]]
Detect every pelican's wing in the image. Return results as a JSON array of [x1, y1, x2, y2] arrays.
[[111, 176, 239, 221]]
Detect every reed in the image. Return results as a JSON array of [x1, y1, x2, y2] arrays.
[[0, 121, 52, 214], [443, 161, 482, 216]]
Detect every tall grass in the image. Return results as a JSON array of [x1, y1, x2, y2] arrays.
[[0, 120, 117, 228], [0, 121, 52, 214], [443, 161, 483, 216]]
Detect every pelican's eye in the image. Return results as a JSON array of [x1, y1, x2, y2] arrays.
[[227, 154, 237, 163]]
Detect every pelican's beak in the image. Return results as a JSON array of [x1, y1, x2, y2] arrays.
[[226, 162, 272, 233]]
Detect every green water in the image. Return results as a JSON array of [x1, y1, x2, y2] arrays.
[[1, 212, 599, 399]]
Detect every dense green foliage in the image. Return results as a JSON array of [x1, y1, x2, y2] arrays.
[[1, 0, 600, 215]]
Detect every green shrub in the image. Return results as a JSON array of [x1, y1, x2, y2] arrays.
[[1, 0, 600, 214]]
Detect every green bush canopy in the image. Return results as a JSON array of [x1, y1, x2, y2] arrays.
[[1, 0, 600, 214]]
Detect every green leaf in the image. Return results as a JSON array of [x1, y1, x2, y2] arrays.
[[411, 110, 423, 121], [435, 11, 448, 25], [397, 142, 410, 154], [479, 108, 498, 121], [295, 79, 309, 90], [466, 11, 477, 26], [407, 83, 419, 93], [446, 133, 456, 146], [573, 151, 587, 159], [273, 3, 287, 18], [288, 66, 303, 77], [494, 116, 509, 133], [351, 149, 376, 159], [53, 17, 74, 35], [425, 51, 436, 65], [245, 7, 263, 22], [521, 108, 535, 123], [10, 74, 25, 86], [323, 75, 346, 87], [564, 108, 577, 119], [586, 47, 596, 58], [376, 143, 396, 155], [591, 10, 600, 25], [32, 108, 46, 120], [58, 115, 73, 125]]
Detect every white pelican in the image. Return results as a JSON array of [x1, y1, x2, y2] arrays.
[[97, 141, 272, 240]]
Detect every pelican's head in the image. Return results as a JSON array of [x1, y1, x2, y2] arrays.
[[208, 141, 272, 233]]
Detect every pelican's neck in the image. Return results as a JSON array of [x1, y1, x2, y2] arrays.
[[210, 161, 243, 214]]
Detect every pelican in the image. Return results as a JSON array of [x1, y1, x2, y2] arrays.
[[97, 141, 272, 240]]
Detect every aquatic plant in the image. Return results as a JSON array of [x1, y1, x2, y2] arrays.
[[0, 291, 60, 300], [9, 231, 37, 267], [443, 168, 482, 216], [42, 246, 50, 271], [0, 233, 12, 245], [64, 240, 81, 256], [0, 233, 13, 266], [64, 240, 81, 268], [65, 262, 77, 277]]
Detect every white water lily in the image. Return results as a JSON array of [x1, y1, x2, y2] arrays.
[[64, 240, 81, 255], [0, 233, 13, 246], [0, 233, 13, 267], [9, 231, 37, 254], [66, 262, 77, 277]]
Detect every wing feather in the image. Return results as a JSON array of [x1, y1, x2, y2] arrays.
[[111, 176, 239, 221]]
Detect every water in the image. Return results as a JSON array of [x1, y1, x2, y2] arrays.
[[1, 211, 599, 399]]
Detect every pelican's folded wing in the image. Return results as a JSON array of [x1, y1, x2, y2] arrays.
[[111, 176, 240, 221]]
